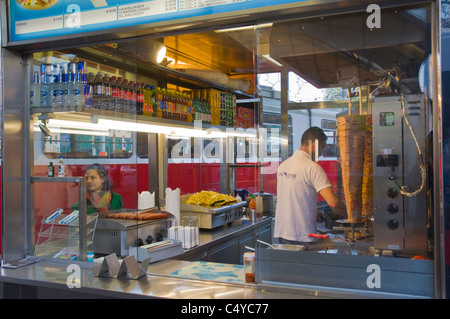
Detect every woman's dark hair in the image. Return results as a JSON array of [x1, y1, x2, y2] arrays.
[[301, 126, 327, 146], [85, 163, 112, 191]]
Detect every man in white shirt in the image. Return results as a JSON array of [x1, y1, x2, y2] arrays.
[[274, 127, 347, 246]]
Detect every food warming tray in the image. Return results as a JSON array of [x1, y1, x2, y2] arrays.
[[180, 194, 246, 229], [94, 209, 175, 257]]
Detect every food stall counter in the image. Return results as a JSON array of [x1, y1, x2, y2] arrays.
[[0, 257, 325, 299]]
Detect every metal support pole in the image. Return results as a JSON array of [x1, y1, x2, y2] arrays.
[[431, 0, 445, 299], [280, 70, 289, 162]]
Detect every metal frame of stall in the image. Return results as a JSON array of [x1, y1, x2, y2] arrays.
[[0, 0, 445, 298]]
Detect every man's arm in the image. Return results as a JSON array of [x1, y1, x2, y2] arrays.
[[319, 187, 347, 218]]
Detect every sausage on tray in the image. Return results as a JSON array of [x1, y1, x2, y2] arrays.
[[107, 210, 169, 220]]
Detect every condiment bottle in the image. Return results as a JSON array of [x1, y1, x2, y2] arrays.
[[48, 162, 55, 177], [243, 252, 255, 283], [248, 195, 256, 222], [255, 195, 263, 218], [57, 155, 65, 177]]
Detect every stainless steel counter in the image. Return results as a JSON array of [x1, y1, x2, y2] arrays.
[[0, 255, 420, 299], [0, 257, 321, 299], [0, 217, 283, 299], [0, 217, 420, 299], [173, 216, 272, 262]]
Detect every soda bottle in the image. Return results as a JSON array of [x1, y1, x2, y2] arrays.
[[122, 79, 130, 112], [93, 72, 104, 109], [117, 77, 125, 112], [193, 93, 200, 122], [30, 71, 41, 108], [185, 92, 193, 122], [103, 74, 111, 110], [143, 84, 150, 116], [130, 81, 137, 114], [136, 82, 144, 115], [110, 76, 118, 111], [150, 86, 157, 117], [85, 72, 94, 108]]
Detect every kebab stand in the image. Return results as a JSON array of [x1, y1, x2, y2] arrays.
[[256, 96, 433, 297], [0, 0, 442, 299]]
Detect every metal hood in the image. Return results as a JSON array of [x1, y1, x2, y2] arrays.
[[269, 7, 429, 89]]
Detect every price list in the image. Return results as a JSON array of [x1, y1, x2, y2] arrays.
[[10, 0, 303, 42], [15, 14, 63, 35], [179, 0, 245, 11], [118, 0, 177, 21]]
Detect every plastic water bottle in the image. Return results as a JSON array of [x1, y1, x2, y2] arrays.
[[56, 64, 65, 107], [66, 62, 75, 107], [72, 65, 84, 107], [50, 65, 58, 107], [30, 71, 41, 108], [40, 65, 50, 107], [57, 155, 65, 177]]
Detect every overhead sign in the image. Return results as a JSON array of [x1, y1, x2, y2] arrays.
[[9, 0, 307, 42]]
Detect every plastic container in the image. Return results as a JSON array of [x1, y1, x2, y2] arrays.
[[87, 252, 94, 262], [255, 195, 263, 218], [243, 252, 255, 283]]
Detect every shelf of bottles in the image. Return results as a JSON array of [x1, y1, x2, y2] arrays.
[[30, 60, 253, 129]]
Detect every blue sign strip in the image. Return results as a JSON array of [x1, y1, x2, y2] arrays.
[[9, 0, 307, 42]]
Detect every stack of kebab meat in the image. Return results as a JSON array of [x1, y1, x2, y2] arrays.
[[337, 114, 373, 223], [361, 115, 374, 218]]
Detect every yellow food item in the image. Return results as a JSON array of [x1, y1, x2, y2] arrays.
[[16, 0, 58, 10], [186, 191, 236, 206]]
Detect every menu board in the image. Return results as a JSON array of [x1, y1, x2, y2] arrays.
[[9, 0, 307, 42]]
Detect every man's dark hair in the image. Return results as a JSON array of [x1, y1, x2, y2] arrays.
[[301, 126, 327, 145]]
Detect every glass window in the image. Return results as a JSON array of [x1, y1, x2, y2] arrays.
[[31, 41, 142, 261], [256, 4, 435, 296]]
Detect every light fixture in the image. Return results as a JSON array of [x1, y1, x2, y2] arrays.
[[117, 39, 167, 64], [262, 54, 283, 67], [47, 119, 109, 131], [44, 118, 256, 139], [39, 123, 52, 139], [215, 23, 272, 33]]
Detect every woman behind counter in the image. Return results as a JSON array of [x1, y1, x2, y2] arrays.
[[72, 163, 123, 214]]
